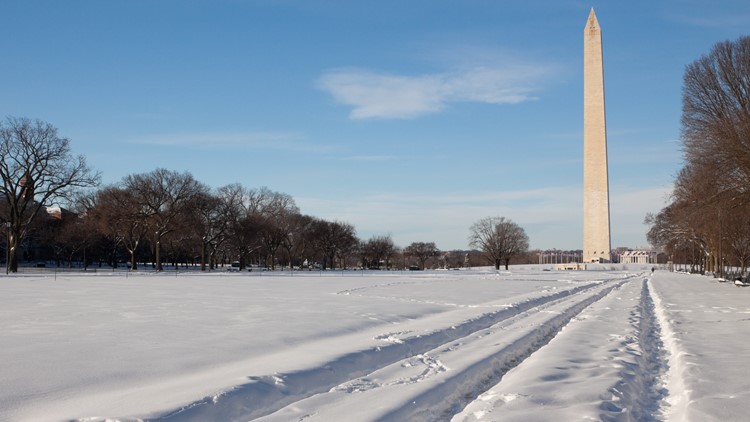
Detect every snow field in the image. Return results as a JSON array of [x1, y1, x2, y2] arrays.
[[2, 267, 748, 421], [0, 270, 620, 421], [647, 272, 750, 421]]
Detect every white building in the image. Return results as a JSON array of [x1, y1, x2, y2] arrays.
[[619, 250, 656, 264]]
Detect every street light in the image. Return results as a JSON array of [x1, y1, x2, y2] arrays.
[[155, 231, 161, 271], [5, 222, 11, 275]]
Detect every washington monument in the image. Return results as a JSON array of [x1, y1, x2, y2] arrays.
[[583, 8, 611, 263]]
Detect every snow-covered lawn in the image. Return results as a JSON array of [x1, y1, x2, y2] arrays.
[[1, 267, 748, 421]]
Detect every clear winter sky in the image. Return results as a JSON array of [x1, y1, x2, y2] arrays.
[[2, 1, 749, 251]]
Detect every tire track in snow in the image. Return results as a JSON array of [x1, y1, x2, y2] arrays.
[[377, 278, 632, 421], [152, 279, 623, 421]]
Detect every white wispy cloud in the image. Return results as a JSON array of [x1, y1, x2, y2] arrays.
[[317, 59, 555, 119], [127, 131, 331, 153]]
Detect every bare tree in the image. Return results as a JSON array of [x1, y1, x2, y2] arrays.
[[723, 204, 750, 274], [188, 190, 230, 271], [675, 36, 750, 275], [469, 216, 529, 270], [404, 241, 440, 270], [281, 213, 315, 270], [124, 168, 207, 271], [0, 117, 99, 272], [233, 214, 265, 269], [648, 134, 742, 273], [88, 186, 149, 270], [49, 202, 99, 269], [497, 220, 530, 270], [468, 217, 505, 270], [214, 185, 300, 270], [255, 189, 299, 269], [310, 219, 357, 270], [361, 235, 396, 269], [216, 183, 252, 268], [682, 36, 750, 205], [328, 220, 356, 270]]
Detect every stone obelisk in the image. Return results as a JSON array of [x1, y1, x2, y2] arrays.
[[583, 8, 611, 263]]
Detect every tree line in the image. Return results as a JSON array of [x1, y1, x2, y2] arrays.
[[1, 116, 531, 272], [646, 36, 750, 276]]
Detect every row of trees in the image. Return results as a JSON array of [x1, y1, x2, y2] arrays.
[[1, 117, 532, 273], [0, 118, 528, 272], [646, 36, 750, 276], [8, 174, 443, 272]]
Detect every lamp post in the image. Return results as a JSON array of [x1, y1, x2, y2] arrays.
[[718, 207, 723, 279], [5, 222, 11, 275], [201, 236, 207, 272], [155, 231, 161, 271]]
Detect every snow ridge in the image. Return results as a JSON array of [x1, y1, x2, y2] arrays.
[[647, 274, 689, 421], [153, 280, 616, 421]]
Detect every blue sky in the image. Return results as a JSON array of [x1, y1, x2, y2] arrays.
[[2, 0, 749, 251]]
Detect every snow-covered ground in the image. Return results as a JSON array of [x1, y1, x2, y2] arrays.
[[1, 266, 748, 421]]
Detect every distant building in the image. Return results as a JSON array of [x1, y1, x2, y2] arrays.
[[537, 249, 583, 265], [619, 249, 657, 264]]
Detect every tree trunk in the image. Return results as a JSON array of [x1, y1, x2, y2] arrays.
[[201, 241, 207, 271], [129, 249, 137, 270], [269, 248, 277, 270], [494, 259, 500, 270], [8, 236, 19, 273]]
